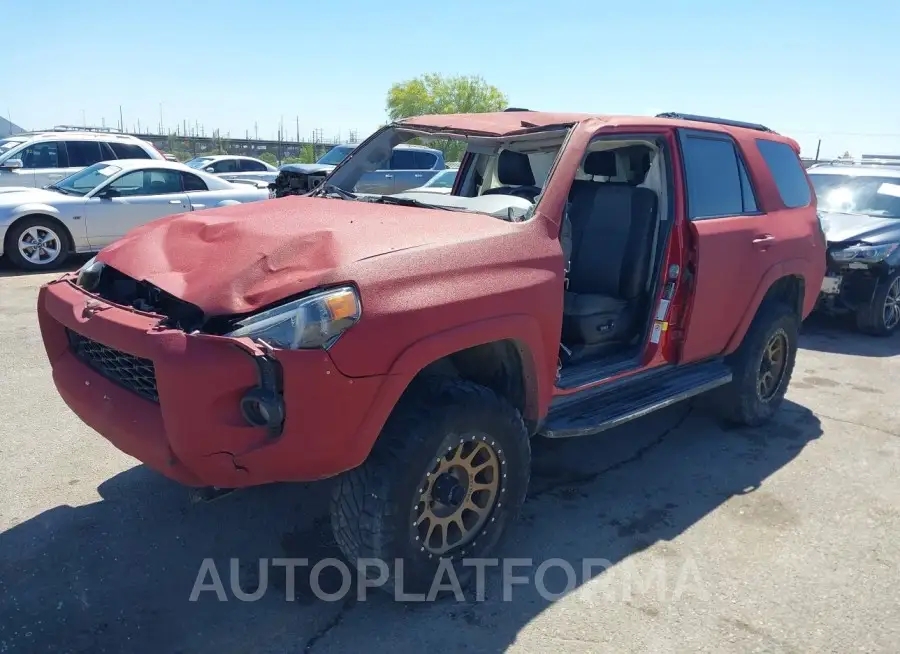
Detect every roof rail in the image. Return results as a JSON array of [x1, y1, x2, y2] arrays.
[[655, 112, 775, 134], [811, 158, 900, 169], [44, 125, 124, 134]]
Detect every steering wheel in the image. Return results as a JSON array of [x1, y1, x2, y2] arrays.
[[481, 185, 543, 202]]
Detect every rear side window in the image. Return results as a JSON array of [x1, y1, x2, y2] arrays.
[[413, 151, 437, 169], [756, 139, 811, 208], [240, 159, 267, 171], [390, 150, 417, 169], [109, 142, 152, 159], [680, 132, 758, 219], [211, 159, 239, 173], [66, 141, 104, 167], [182, 172, 207, 191]]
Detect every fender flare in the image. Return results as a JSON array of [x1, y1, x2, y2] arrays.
[[724, 258, 810, 353], [354, 314, 549, 455]]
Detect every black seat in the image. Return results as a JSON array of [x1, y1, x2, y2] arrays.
[[562, 151, 658, 346], [481, 150, 542, 202]]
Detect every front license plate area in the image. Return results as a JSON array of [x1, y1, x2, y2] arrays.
[[821, 275, 842, 295]]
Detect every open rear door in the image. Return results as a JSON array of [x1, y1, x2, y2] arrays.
[[675, 129, 779, 362]]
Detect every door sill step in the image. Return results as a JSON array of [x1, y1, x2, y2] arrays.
[[543, 360, 731, 439]]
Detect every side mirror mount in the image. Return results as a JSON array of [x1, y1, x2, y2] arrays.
[[96, 187, 120, 199], [1, 159, 23, 170]]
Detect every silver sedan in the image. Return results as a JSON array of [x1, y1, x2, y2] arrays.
[[0, 159, 271, 270]]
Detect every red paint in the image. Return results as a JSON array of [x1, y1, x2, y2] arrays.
[[37, 111, 823, 488]]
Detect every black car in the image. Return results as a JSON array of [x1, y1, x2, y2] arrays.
[[809, 162, 900, 335]]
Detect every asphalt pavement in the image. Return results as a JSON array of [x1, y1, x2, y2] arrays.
[[1, 258, 898, 653]]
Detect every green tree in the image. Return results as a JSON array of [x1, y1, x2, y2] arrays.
[[386, 74, 507, 162], [258, 151, 277, 166]]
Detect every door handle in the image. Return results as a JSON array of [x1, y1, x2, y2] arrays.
[[414, 174, 423, 178], [384, 174, 393, 179], [49, 174, 63, 179], [168, 200, 183, 204], [752, 234, 775, 244]]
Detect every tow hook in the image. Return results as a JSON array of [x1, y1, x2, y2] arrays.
[[239, 352, 285, 438]]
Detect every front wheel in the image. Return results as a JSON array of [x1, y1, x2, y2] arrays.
[[714, 302, 799, 427], [5, 217, 70, 271], [856, 272, 900, 336], [330, 378, 531, 597]]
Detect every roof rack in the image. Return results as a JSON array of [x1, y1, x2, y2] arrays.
[[44, 125, 125, 133], [503, 107, 531, 112], [655, 112, 775, 134], [809, 158, 900, 169]]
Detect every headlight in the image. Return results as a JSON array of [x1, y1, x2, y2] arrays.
[[831, 242, 899, 264], [75, 256, 104, 291], [225, 286, 361, 350]]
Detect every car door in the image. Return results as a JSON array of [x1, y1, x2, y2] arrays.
[[83, 168, 189, 249], [675, 129, 777, 361], [390, 149, 437, 193], [9, 141, 65, 187]]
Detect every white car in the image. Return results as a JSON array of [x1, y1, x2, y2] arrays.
[[0, 160, 270, 271], [404, 168, 458, 194], [0, 131, 164, 188], [184, 155, 279, 184]]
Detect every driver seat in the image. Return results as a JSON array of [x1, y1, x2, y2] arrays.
[[481, 150, 542, 202]]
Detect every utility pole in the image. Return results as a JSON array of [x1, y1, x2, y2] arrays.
[[159, 103, 164, 134], [82, 109, 86, 127], [296, 115, 300, 142], [119, 105, 123, 132], [137, 118, 141, 133], [814, 139, 822, 162], [254, 121, 258, 140]]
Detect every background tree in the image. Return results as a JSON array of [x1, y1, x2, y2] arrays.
[[258, 151, 277, 166], [386, 74, 507, 162]]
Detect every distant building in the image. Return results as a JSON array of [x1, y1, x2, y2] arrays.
[[0, 117, 24, 137]]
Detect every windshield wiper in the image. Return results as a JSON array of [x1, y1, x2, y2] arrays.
[[46, 184, 74, 195], [360, 195, 465, 212], [314, 183, 357, 200]]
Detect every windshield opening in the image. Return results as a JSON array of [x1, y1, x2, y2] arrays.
[[0, 138, 26, 159], [319, 125, 568, 219], [316, 146, 355, 166], [185, 157, 214, 169], [810, 173, 900, 219], [53, 162, 122, 196]]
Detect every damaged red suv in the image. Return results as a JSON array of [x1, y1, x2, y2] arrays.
[[38, 110, 824, 593]]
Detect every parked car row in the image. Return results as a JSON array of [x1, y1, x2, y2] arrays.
[[37, 109, 837, 597]]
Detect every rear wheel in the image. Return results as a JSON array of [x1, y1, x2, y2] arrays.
[[330, 378, 531, 596], [5, 217, 70, 271], [715, 302, 799, 426], [855, 272, 900, 336]]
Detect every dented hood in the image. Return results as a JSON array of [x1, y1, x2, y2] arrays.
[[96, 196, 499, 316]]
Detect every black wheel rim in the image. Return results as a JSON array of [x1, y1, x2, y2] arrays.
[[758, 329, 788, 401], [883, 277, 900, 330]]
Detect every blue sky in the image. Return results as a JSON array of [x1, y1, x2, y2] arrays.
[[7, 0, 899, 157]]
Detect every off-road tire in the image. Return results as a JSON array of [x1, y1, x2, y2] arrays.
[[4, 216, 70, 271], [855, 271, 900, 337], [330, 377, 531, 597], [715, 301, 799, 426]]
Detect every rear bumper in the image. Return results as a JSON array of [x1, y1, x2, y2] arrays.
[[38, 278, 392, 488]]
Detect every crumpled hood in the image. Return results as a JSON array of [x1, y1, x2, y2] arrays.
[[278, 163, 335, 175], [96, 196, 507, 315], [820, 210, 900, 246]]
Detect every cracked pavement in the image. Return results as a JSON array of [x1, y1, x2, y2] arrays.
[[1, 260, 899, 653]]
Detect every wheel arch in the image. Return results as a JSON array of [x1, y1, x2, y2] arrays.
[[724, 261, 807, 353]]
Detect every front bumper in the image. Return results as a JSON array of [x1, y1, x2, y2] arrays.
[[38, 278, 389, 488], [815, 260, 892, 312]]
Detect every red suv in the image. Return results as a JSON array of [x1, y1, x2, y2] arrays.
[[37, 110, 825, 593]]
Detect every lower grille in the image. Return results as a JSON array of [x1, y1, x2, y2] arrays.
[[67, 330, 159, 403]]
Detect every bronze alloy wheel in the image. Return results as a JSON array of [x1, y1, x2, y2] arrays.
[[412, 434, 503, 556], [758, 328, 789, 401]]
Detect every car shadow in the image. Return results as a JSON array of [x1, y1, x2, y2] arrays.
[[0, 400, 821, 654], [0, 254, 90, 278], [800, 312, 900, 357]]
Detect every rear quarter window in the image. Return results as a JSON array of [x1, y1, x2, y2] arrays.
[[756, 139, 811, 209]]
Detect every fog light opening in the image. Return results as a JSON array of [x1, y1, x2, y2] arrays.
[[240, 387, 285, 433]]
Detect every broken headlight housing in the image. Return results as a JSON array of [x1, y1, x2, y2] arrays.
[[225, 286, 361, 350], [831, 242, 899, 264]]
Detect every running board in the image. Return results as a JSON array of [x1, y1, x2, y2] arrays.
[[543, 360, 732, 439]]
